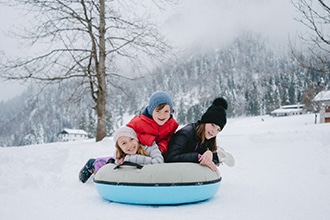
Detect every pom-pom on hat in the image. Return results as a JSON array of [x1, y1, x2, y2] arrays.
[[147, 91, 174, 115], [200, 97, 228, 130], [113, 126, 138, 143]]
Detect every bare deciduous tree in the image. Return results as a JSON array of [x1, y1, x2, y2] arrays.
[[0, 0, 177, 141], [290, 0, 330, 74]]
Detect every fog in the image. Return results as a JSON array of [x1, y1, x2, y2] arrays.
[[0, 0, 308, 101], [162, 0, 306, 50]]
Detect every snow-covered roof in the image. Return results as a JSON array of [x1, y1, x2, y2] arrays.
[[271, 104, 304, 114], [60, 128, 88, 135], [271, 108, 303, 114], [313, 90, 330, 102], [280, 104, 304, 109]]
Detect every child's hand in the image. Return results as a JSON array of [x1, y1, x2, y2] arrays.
[[199, 150, 217, 171], [118, 157, 125, 165], [199, 150, 213, 163]]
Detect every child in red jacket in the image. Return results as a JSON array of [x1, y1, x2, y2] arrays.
[[127, 91, 179, 156]]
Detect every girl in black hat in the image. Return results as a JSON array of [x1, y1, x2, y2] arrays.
[[165, 97, 234, 171]]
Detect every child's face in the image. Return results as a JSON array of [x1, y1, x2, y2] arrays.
[[204, 123, 221, 140], [152, 104, 171, 126], [117, 136, 139, 155]]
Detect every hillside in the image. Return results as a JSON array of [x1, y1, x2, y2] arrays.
[[0, 32, 329, 146], [1, 114, 329, 219]]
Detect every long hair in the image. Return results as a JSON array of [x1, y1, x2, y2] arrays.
[[195, 123, 218, 152], [115, 140, 149, 159]]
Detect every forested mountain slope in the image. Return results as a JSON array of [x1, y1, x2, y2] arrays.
[[1, 33, 328, 146]]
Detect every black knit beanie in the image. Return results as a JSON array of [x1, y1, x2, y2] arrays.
[[200, 97, 228, 130]]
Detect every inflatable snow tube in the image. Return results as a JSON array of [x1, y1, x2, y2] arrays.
[[94, 162, 221, 205]]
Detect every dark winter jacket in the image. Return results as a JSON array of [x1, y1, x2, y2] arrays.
[[127, 108, 179, 155], [165, 122, 219, 164]]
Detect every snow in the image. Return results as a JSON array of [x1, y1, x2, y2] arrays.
[[60, 128, 88, 135], [313, 90, 330, 102], [1, 113, 330, 220]]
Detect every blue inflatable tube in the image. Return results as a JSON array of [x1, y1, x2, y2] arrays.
[[94, 162, 221, 205]]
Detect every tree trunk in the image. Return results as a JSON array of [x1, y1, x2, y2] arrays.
[[95, 90, 106, 141], [95, 0, 107, 142], [0, 0, 175, 143]]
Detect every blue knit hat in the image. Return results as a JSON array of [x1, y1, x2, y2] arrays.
[[146, 91, 174, 115]]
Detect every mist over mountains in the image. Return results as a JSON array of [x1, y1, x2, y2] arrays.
[[1, 32, 329, 147]]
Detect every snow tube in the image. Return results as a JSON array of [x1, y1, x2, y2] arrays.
[[93, 162, 221, 205]]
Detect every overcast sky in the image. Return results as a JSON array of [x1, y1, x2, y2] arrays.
[[163, 0, 306, 49], [0, 0, 307, 102]]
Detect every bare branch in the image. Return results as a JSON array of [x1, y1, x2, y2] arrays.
[[0, 0, 177, 141], [291, 0, 330, 74]]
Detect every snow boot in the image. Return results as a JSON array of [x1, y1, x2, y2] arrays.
[[217, 147, 235, 167], [79, 158, 96, 183]]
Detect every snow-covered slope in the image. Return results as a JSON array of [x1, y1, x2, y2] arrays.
[[1, 114, 329, 220]]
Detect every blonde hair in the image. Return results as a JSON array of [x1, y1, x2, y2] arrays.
[[115, 139, 149, 159], [195, 123, 217, 152]]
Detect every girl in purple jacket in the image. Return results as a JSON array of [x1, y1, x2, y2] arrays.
[[79, 126, 163, 183]]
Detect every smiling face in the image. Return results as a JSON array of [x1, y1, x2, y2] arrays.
[[152, 104, 171, 126], [116, 136, 139, 155], [204, 123, 221, 140]]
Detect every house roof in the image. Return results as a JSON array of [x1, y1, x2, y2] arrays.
[[59, 128, 88, 135], [271, 108, 303, 114], [313, 90, 330, 102], [280, 104, 304, 109], [271, 104, 304, 114]]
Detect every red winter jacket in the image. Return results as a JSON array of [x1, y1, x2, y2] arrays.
[[127, 114, 178, 155]]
